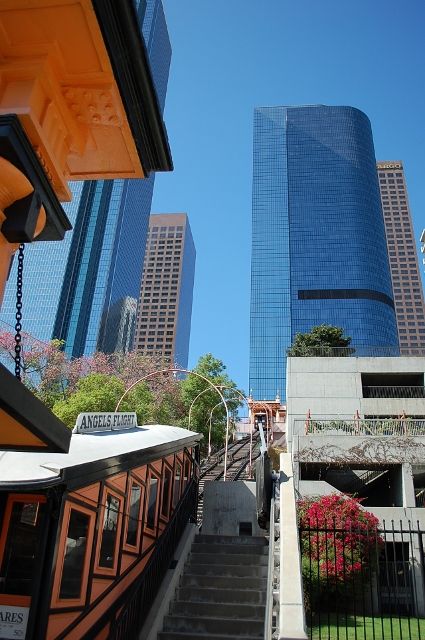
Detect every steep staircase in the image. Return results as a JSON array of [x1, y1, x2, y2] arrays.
[[158, 533, 268, 639]]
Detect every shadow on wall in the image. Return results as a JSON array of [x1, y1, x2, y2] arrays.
[[202, 480, 265, 537]]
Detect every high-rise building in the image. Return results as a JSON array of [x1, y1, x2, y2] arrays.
[[0, 0, 171, 357], [377, 161, 425, 351], [249, 105, 399, 401], [133, 213, 196, 367]]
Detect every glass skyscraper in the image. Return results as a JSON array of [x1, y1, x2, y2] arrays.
[[249, 105, 399, 400], [0, 0, 171, 357], [133, 213, 196, 368], [377, 161, 425, 351]]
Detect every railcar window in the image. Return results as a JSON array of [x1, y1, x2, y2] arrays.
[[172, 464, 182, 508], [60, 509, 90, 599], [161, 468, 172, 518], [147, 477, 159, 529], [99, 494, 120, 569], [126, 483, 142, 547], [183, 459, 191, 488], [0, 499, 45, 596]]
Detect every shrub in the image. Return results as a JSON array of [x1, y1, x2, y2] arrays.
[[298, 494, 383, 615]]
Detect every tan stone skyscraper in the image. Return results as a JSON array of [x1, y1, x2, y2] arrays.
[[377, 161, 425, 351], [134, 213, 196, 366]]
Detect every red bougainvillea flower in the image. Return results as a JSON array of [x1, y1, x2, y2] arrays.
[[298, 494, 383, 580]]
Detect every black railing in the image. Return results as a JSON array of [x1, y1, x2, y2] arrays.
[[264, 480, 277, 640], [108, 480, 198, 639], [363, 386, 425, 399], [300, 417, 425, 437], [287, 346, 425, 358], [416, 490, 425, 509], [300, 519, 425, 639]]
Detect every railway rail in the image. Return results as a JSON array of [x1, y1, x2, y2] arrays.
[[197, 433, 261, 525]]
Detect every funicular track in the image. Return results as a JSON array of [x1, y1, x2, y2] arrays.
[[197, 433, 261, 525]]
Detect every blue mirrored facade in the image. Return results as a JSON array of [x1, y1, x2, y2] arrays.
[[0, 0, 171, 358], [249, 105, 399, 400]]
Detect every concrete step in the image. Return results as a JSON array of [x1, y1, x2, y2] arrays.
[[195, 534, 268, 546], [181, 573, 267, 591], [170, 599, 266, 620], [185, 562, 268, 578], [159, 632, 258, 640], [163, 614, 263, 637], [189, 551, 268, 566], [176, 585, 267, 605], [192, 542, 268, 556]]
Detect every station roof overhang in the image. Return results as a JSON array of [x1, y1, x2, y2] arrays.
[[0, 0, 172, 209], [92, 0, 173, 175], [0, 364, 71, 454]]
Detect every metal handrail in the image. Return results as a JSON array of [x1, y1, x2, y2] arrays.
[[300, 417, 425, 437], [363, 385, 425, 398], [109, 480, 197, 639], [264, 481, 276, 640], [287, 345, 425, 357]]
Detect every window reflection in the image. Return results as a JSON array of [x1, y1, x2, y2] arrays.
[[172, 465, 182, 509], [161, 469, 172, 518], [126, 483, 142, 547], [60, 509, 89, 599], [99, 494, 120, 568], [147, 477, 158, 529]]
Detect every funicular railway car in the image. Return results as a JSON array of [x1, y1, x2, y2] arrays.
[[0, 412, 201, 640]]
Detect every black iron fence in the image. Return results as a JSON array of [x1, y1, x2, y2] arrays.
[[287, 346, 425, 358], [363, 386, 425, 399], [102, 480, 197, 639], [299, 417, 425, 437], [300, 519, 425, 639]]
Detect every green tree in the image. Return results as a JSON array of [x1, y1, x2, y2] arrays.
[[52, 373, 154, 427], [287, 324, 353, 357], [1, 329, 242, 438], [180, 353, 244, 453]]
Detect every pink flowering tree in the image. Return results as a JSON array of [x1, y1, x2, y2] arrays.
[[0, 330, 69, 400], [0, 329, 185, 422], [0, 329, 239, 438], [298, 494, 383, 614]]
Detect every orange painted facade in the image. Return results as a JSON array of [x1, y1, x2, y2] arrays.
[[0, 0, 148, 303], [0, 0, 172, 453], [0, 444, 197, 639], [0, 0, 145, 202]]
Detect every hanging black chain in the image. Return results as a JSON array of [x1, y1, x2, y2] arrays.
[[14, 243, 25, 381]]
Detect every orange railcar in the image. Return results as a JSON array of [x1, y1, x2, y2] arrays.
[[0, 421, 200, 639]]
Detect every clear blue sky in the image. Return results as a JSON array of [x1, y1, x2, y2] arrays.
[[152, 0, 425, 395]]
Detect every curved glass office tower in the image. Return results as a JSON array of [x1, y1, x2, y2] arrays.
[[249, 105, 399, 400]]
